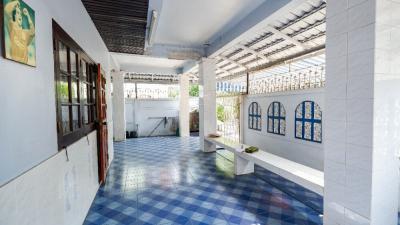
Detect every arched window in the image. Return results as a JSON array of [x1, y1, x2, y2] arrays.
[[267, 102, 286, 135], [248, 102, 261, 131], [295, 101, 322, 143]]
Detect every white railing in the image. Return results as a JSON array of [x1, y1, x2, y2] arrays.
[[249, 65, 325, 95], [125, 87, 179, 99]]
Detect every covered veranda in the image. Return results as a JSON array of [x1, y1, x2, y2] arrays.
[[1, 0, 399, 225]]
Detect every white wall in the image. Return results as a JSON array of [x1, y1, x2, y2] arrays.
[[0, 0, 114, 224], [243, 89, 324, 171], [0, 132, 99, 225], [126, 99, 179, 137]]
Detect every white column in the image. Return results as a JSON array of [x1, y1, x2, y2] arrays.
[[112, 71, 126, 141], [179, 74, 190, 137], [324, 1, 400, 224], [239, 95, 245, 143], [199, 58, 217, 152]]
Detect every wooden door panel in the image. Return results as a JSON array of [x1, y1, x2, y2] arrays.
[[97, 64, 108, 185]]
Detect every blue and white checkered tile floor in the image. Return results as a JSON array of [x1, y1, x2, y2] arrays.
[[83, 137, 323, 225]]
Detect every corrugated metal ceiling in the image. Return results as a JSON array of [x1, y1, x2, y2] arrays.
[[82, 0, 149, 55]]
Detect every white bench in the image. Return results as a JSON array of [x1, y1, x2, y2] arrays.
[[205, 136, 324, 195]]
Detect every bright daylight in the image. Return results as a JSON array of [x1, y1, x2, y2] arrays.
[[1, 0, 399, 225]]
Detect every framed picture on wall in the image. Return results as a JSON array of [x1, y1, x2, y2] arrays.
[[2, 0, 36, 66]]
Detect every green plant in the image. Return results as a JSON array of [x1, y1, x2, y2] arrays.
[[57, 81, 69, 100], [168, 87, 179, 98], [189, 84, 199, 97], [217, 104, 225, 122]]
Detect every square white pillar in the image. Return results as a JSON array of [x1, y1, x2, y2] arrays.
[[112, 71, 126, 141], [324, 1, 400, 224], [199, 58, 217, 152], [179, 74, 190, 137], [234, 155, 254, 175]]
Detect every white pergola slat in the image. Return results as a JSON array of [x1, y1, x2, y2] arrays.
[[266, 26, 308, 50], [190, 0, 326, 81], [237, 44, 270, 62]]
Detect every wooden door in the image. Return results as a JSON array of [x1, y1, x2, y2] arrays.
[[96, 64, 108, 185]]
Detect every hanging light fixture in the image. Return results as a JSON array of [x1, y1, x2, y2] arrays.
[[147, 10, 159, 47]]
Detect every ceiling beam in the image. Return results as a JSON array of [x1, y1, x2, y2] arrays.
[[266, 26, 308, 50], [145, 44, 205, 60], [217, 67, 233, 76], [218, 56, 247, 70], [120, 63, 181, 75], [238, 44, 269, 61]]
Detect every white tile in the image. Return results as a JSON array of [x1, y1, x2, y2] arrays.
[[324, 178, 347, 207], [346, 121, 373, 147], [376, 0, 397, 26], [348, 0, 368, 8], [327, 0, 348, 18], [326, 54, 347, 80], [325, 55, 348, 100], [326, 32, 348, 58], [0, 182, 18, 225], [370, 169, 399, 225], [372, 143, 399, 173], [346, 73, 374, 100], [326, 10, 348, 36], [325, 99, 347, 122], [344, 209, 370, 225], [324, 120, 347, 143], [325, 161, 346, 185], [348, 24, 375, 53], [348, 49, 374, 78], [15, 174, 40, 225], [346, 98, 374, 123], [324, 200, 345, 225], [0, 133, 99, 225], [348, 0, 376, 31], [346, 143, 373, 171], [323, 218, 341, 225], [388, 53, 400, 75], [389, 26, 400, 51], [375, 24, 395, 51], [345, 166, 372, 218], [391, 1, 400, 27], [325, 137, 346, 164], [374, 49, 392, 74]]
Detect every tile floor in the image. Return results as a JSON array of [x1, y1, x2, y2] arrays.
[[83, 137, 323, 225], [216, 150, 323, 214]]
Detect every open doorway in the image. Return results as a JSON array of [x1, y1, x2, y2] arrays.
[[124, 83, 180, 138]]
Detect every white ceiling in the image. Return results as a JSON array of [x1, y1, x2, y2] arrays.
[[111, 53, 187, 74], [153, 0, 266, 47]]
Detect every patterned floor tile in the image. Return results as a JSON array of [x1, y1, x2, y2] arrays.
[[83, 137, 322, 225]]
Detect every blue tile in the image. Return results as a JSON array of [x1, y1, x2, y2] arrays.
[[83, 137, 322, 225]]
